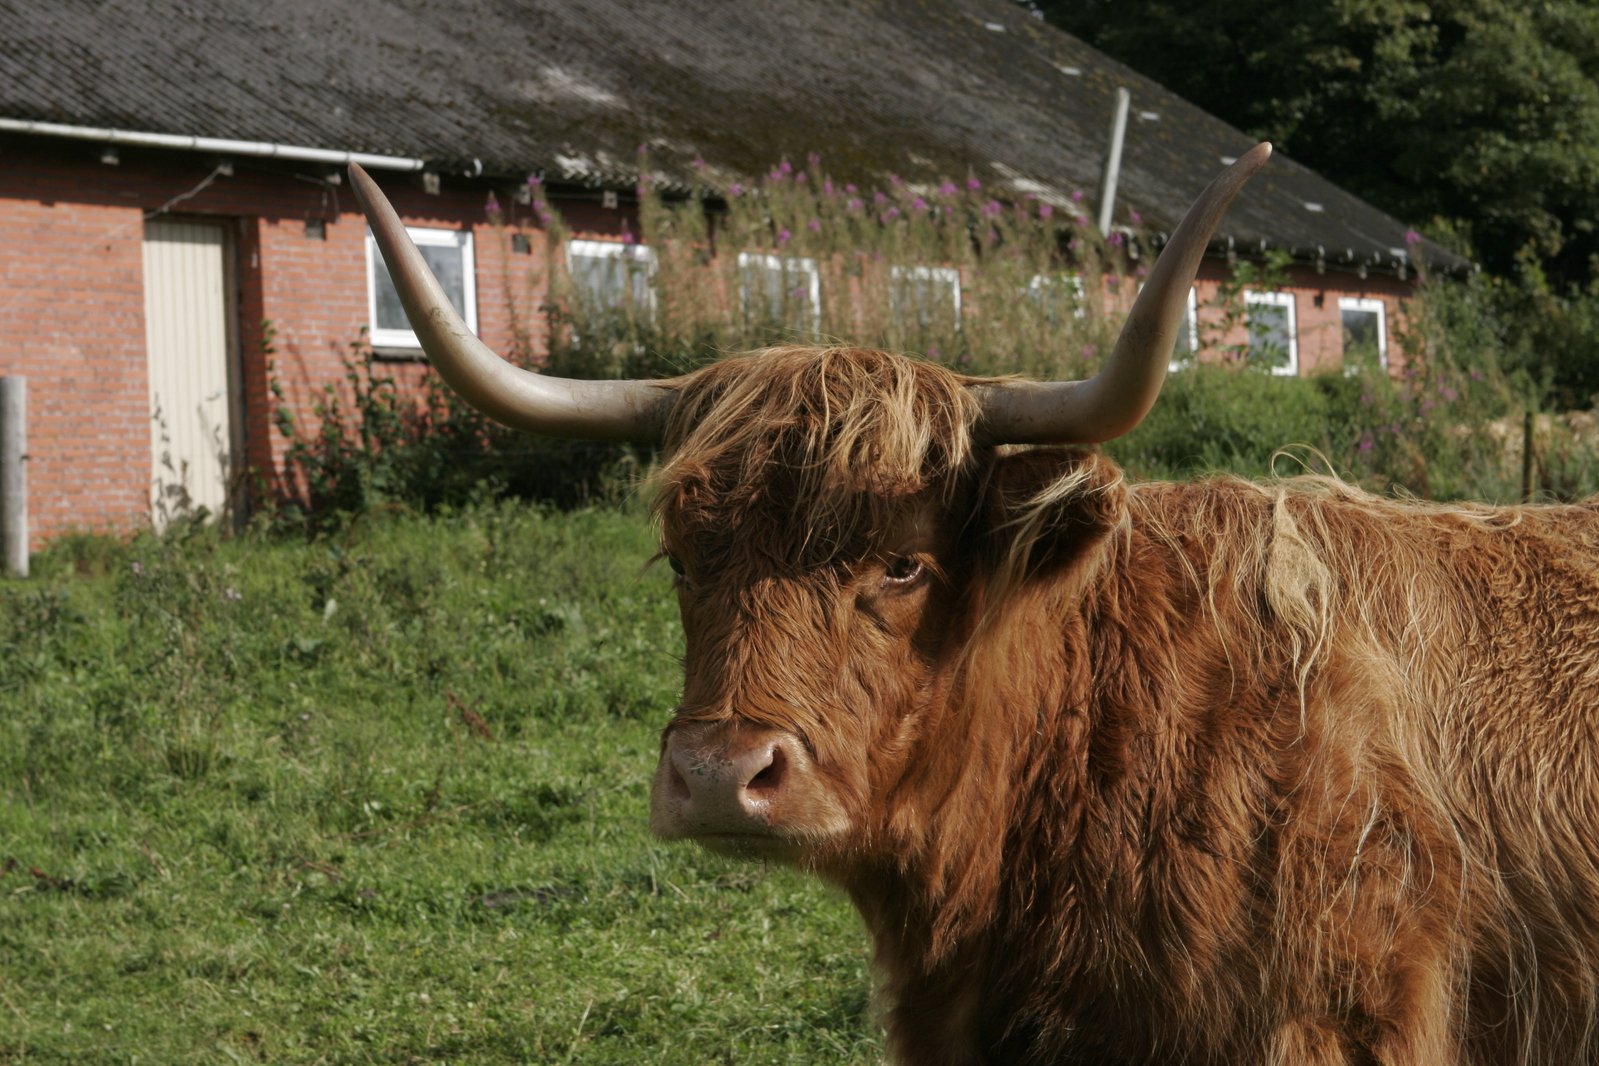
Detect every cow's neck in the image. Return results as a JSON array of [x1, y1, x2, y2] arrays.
[[849, 515, 1264, 1056]]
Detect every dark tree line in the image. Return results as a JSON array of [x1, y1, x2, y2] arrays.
[[1034, 0, 1599, 406]]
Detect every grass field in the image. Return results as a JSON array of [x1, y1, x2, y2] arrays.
[[0, 503, 881, 1063]]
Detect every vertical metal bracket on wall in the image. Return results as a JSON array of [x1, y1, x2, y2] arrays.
[[1, 376, 27, 578]]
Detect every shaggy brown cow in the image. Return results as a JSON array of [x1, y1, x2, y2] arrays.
[[352, 147, 1599, 1064]]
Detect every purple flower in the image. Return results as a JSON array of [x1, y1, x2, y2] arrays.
[[846, 197, 863, 213], [779, 159, 794, 175], [1439, 384, 1459, 402], [822, 179, 836, 197], [1070, 189, 1085, 203], [484, 192, 501, 215], [1039, 202, 1054, 219], [883, 207, 901, 222], [621, 225, 636, 245], [845, 183, 858, 195], [889, 173, 903, 187], [691, 156, 706, 169], [776, 227, 792, 246], [1405, 228, 1422, 246], [1358, 434, 1375, 453], [795, 172, 807, 184], [967, 177, 982, 191], [939, 181, 958, 197], [912, 197, 929, 213], [1067, 238, 1081, 253], [982, 200, 1003, 217], [807, 218, 822, 232], [1107, 231, 1125, 247], [637, 143, 649, 156], [1470, 368, 1485, 382], [807, 152, 822, 167], [729, 182, 744, 198], [874, 191, 888, 206], [1128, 210, 1142, 225], [526, 175, 543, 188], [769, 167, 787, 183], [1081, 344, 1098, 359], [927, 346, 941, 360]]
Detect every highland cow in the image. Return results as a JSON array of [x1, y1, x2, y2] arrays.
[[352, 145, 1599, 1064]]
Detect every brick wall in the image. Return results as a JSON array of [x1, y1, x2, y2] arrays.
[[0, 136, 1419, 551], [0, 138, 552, 548]]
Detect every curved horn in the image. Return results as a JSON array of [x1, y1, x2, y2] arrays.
[[974, 142, 1273, 444], [349, 164, 674, 442]]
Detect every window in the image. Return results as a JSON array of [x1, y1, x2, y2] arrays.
[[367, 226, 476, 349], [1243, 290, 1298, 375], [1155, 286, 1201, 371], [1339, 297, 1388, 370], [891, 265, 961, 331], [738, 253, 821, 336], [566, 239, 655, 318], [1028, 273, 1086, 325]]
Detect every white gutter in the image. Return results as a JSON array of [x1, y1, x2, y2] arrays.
[[0, 118, 427, 171]]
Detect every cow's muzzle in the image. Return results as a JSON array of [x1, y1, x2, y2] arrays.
[[649, 721, 847, 857]]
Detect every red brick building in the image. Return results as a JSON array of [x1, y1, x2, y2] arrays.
[[0, 0, 1464, 550]]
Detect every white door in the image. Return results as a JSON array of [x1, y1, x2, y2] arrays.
[[142, 218, 239, 528]]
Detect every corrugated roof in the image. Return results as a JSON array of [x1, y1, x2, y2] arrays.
[[0, 0, 1466, 275]]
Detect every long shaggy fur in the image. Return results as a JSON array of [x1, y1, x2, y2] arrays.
[[650, 346, 1599, 1065]]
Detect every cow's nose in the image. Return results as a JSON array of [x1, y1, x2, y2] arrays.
[[667, 733, 790, 821]]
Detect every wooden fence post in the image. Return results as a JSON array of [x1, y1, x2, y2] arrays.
[[1521, 408, 1535, 503], [1, 376, 28, 578]]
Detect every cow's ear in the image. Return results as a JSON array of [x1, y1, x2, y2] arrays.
[[971, 448, 1127, 593]]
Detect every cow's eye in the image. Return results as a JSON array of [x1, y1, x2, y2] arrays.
[[881, 555, 926, 589]]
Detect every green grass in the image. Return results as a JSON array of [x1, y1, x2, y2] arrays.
[[0, 502, 881, 1063]]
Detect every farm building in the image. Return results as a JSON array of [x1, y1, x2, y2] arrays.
[[0, 0, 1467, 549]]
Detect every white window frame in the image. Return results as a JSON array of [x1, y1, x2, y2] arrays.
[[891, 265, 962, 329], [566, 238, 657, 317], [367, 226, 477, 350], [737, 252, 822, 335], [1338, 296, 1388, 370], [1028, 273, 1087, 323], [1143, 284, 1200, 372], [1243, 289, 1298, 376]]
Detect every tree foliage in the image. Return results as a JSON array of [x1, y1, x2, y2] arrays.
[[1034, 0, 1599, 406]]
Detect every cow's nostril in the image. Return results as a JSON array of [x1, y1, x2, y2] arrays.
[[745, 744, 786, 794]]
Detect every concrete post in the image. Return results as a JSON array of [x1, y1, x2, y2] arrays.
[[1, 377, 28, 578]]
